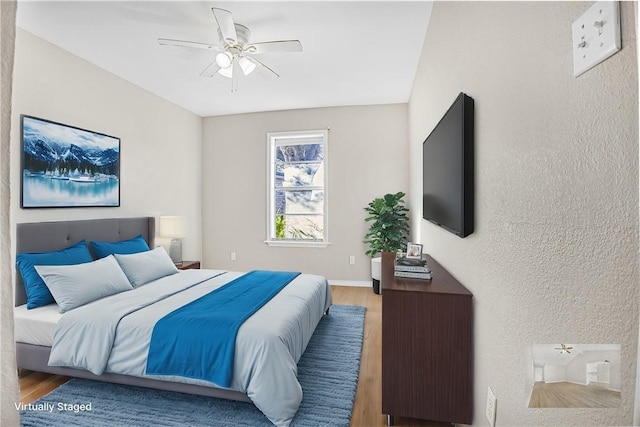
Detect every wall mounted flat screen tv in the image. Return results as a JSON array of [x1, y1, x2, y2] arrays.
[[422, 92, 474, 237]]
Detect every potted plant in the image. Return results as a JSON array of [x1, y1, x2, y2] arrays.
[[363, 192, 410, 294]]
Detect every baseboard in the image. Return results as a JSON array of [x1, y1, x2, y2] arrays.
[[328, 280, 371, 287], [583, 381, 619, 392], [567, 380, 588, 385]]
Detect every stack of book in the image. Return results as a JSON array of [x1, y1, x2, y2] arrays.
[[394, 257, 432, 280]]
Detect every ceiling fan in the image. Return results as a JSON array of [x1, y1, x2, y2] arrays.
[[158, 7, 302, 91], [555, 344, 573, 354]]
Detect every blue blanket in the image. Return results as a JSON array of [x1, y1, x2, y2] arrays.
[[145, 270, 300, 387]]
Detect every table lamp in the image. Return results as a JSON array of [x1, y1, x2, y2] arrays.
[[158, 216, 184, 264]]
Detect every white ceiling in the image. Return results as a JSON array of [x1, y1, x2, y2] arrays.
[[531, 344, 620, 366], [16, 1, 432, 117]]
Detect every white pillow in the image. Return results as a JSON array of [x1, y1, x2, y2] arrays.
[[114, 247, 179, 287], [35, 255, 132, 313]]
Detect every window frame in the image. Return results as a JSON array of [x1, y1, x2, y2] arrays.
[[265, 130, 329, 248]]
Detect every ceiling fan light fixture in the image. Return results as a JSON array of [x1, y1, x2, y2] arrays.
[[218, 65, 233, 79], [215, 51, 233, 69], [238, 57, 257, 76], [159, 6, 302, 88]]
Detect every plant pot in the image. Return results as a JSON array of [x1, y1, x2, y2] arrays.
[[371, 256, 382, 295], [372, 279, 381, 295]]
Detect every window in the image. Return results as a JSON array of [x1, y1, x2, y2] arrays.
[[266, 130, 328, 247]]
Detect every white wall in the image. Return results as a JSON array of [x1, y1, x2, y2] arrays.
[[581, 349, 622, 392], [611, 359, 622, 393], [408, 2, 638, 425], [597, 363, 611, 383], [544, 365, 567, 383], [525, 347, 534, 394], [202, 104, 408, 281], [10, 29, 203, 261], [566, 353, 587, 385]]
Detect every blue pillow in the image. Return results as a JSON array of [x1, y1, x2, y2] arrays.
[[16, 240, 94, 309], [91, 235, 150, 259]]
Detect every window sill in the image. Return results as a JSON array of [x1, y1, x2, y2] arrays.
[[264, 240, 331, 248]]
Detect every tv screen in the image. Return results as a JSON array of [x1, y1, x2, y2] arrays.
[[422, 92, 474, 237]]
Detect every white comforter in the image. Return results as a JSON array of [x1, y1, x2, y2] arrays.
[[48, 269, 332, 427]]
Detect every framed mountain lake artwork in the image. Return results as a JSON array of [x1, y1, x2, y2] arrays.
[[20, 115, 120, 208]]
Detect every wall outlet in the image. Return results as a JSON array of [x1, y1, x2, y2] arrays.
[[486, 387, 497, 427], [230, 251, 236, 261], [349, 255, 355, 265]]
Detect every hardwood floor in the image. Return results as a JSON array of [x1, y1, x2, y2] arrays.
[[528, 381, 621, 408], [19, 370, 70, 405], [19, 285, 449, 426]]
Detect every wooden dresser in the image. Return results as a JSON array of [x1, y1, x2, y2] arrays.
[[176, 261, 201, 270], [381, 252, 473, 425]]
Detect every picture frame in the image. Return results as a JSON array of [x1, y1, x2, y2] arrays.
[[20, 115, 120, 208], [406, 242, 423, 259]]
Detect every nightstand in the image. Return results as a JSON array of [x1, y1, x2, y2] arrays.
[[176, 261, 201, 270]]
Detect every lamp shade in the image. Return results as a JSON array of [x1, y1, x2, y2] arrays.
[[238, 57, 256, 76], [158, 216, 184, 238], [215, 52, 232, 69]]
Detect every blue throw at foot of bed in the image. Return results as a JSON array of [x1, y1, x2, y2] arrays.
[[146, 270, 301, 387]]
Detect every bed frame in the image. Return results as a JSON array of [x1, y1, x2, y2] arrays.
[[15, 217, 251, 402]]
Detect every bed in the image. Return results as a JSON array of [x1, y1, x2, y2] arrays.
[[14, 217, 332, 427]]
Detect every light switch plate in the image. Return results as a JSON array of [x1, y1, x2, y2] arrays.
[[572, 1, 621, 77]]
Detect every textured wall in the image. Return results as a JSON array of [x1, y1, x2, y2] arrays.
[[10, 30, 203, 261], [408, 1, 638, 425], [0, 2, 19, 426], [636, 2, 640, 422], [202, 104, 408, 281]]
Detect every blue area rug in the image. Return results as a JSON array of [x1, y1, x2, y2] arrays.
[[20, 304, 365, 427]]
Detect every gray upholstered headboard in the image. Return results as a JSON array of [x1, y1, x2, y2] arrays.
[[15, 217, 155, 307]]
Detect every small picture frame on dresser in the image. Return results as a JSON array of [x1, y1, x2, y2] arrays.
[[406, 243, 423, 259]]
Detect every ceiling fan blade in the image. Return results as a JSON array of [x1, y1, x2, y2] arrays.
[[158, 38, 221, 52], [212, 7, 237, 45], [247, 40, 303, 54], [200, 60, 221, 78], [249, 56, 280, 78]]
